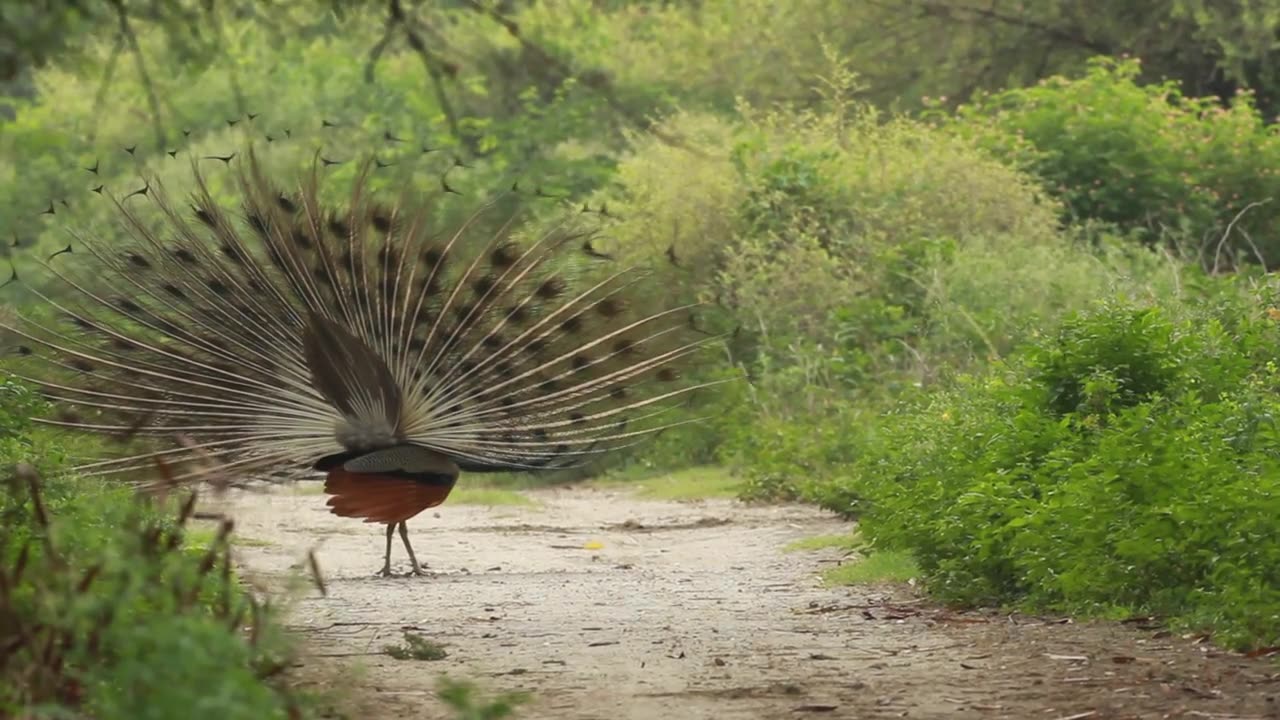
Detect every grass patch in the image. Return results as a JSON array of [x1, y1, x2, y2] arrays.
[[784, 532, 864, 553], [822, 551, 921, 586], [188, 525, 274, 549], [597, 466, 743, 500], [449, 487, 537, 507], [383, 632, 449, 661]]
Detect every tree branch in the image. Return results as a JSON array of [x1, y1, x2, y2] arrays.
[[109, 0, 166, 151], [87, 33, 125, 144], [903, 0, 1112, 55], [456, 0, 710, 158]]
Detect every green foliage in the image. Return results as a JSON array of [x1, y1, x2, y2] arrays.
[[828, 283, 1280, 650], [822, 551, 921, 587], [947, 57, 1280, 266], [436, 677, 529, 720], [596, 69, 1176, 498], [383, 632, 449, 662], [0, 380, 308, 719]]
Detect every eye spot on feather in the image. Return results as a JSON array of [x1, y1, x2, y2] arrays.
[[291, 229, 313, 248], [490, 242, 519, 268], [609, 386, 628, 400], [533, 428, 549, 441], [246, 212, 269, 237], [68, 358, 95, 373], [595, 297, 625, 317], [656, 368, 679, 382], [612, 338, 639, 356], [115, 298, 142, 314], [560, 315, 583, 334], [452, 303, 475, 322], [571, 354, 591, 371], [207, 278, 229, 296], [538, 377, 559, 393], [472, 274, 498, 296], [327, 215, 350, 240], [16, 345, 32, 356], [553, 444, 570, 455], [495, 362, 514, 378], [265, 245, 286, 270], [505, 305, 529, 324], [422, 247, 446, 268], [482, 334, 504, 350], [161, 283, 186, 299], [193, 206, 216, 228], [125, 252, 152, 269], [276, 194, 298, 214], [173, 247, 198, 265], [370, 208, 393, 234], [526, 337, 547, 355], [221, 243, 245, 265], [536, 277, 565, 299]]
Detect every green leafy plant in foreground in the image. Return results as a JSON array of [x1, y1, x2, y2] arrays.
[[0, 380, 310, 720], [436, 677, 529, 720]]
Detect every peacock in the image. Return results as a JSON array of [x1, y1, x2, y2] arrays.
[[1, 124, 718, 576]]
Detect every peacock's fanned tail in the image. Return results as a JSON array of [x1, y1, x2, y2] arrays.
[[3, 144, 721, 486]]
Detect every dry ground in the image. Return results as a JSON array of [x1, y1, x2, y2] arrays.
[[213, 483, 1279, 720]]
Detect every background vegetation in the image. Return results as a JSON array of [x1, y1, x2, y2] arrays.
[[5, 0, 1280, 715]]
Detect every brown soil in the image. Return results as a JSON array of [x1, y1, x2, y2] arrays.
[[215, 485, 1279, 720]]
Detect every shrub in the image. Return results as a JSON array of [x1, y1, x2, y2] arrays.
[[596, 68, 1198, 494], [0, 380, 310, 719], [826, 280, 1280, 650], [945, 56, 1280, 268]]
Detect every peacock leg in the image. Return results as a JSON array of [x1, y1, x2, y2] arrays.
[[398, 521, 426, 576], [379, 523, 395, 577]]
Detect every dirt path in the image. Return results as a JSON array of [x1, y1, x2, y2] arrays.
[[215, 484, 1278, 720]]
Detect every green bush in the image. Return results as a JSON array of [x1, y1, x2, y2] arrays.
[[595, 83, 1182, 495], [0, 380, 310, 719], [946, 56, 1280, 267], [826, 280, 1280, 650]]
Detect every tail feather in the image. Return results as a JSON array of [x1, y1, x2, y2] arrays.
[[3, 130, 720, 485]]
